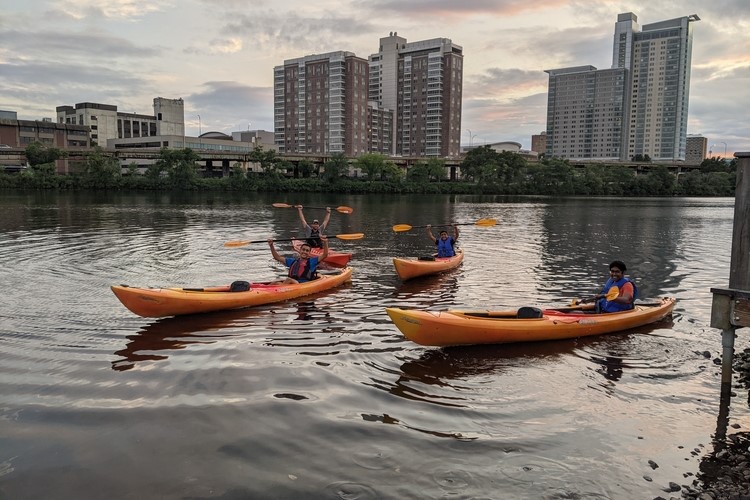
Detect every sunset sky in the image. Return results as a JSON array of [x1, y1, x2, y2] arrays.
[[1, 0, 748, 156]]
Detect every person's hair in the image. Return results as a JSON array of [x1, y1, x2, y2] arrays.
[[300, 244, 311, 250], [609, 260, 627, 272], [439, 230, 448, 235]]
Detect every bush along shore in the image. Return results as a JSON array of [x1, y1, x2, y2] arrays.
[[0, 144, 738, 197]]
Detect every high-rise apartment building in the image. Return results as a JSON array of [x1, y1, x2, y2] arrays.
[[274, 51, 369, 156], [369, 33, 463, 157], [685, 134, 707, 163], [545, 12, 699, 161], [545, 66, 628, 160]]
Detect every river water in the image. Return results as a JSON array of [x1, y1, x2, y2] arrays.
[[0, 191, 746, 499]]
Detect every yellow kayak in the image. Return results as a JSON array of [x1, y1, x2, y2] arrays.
[[112, 267, 353, 318], [392, 249, 464, 280], [386, 297, 675, 347]]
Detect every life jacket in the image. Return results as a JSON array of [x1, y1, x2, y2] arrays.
[[598, 277, 638, 313], [288, 257, 316, 282], [307, 227, 322, 248], [435, 237, 456, 258]]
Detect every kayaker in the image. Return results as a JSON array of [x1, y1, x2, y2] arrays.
[[426, 224, 459, 257], [268, 236, 328, 284], [593, 260, 637, 313], [297, 205, 331, 248]]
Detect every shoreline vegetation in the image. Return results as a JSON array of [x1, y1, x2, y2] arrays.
[[0, 143, 737, 196]]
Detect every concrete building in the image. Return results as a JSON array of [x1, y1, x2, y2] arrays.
[[56, 97, 184, 147], [544, 12, 699, 161], [369, 33, 463, 158], [544, 66, 628, 160], [685, 134, 707, 163], [231, 130, 276, 151], [531, 131, 547, 155], [274, 51, 369, 156], [0, 117, 90, 150], [367, 102, 394, 155]]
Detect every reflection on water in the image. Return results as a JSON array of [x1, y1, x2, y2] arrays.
[[0, 192, 743, 499], [111, 308, 261, 371]]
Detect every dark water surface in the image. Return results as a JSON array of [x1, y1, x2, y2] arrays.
[[0, 191, 745, 499]]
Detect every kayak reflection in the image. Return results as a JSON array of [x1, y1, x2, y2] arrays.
[[111, 308, 264, 371]]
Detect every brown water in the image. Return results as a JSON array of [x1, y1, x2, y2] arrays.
[[0, 191, 745, 499]]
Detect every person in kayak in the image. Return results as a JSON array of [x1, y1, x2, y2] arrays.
[[426, 224, 459, 257], [594, 260, 638, 313], [297, 205, 331, 248], [268, 236, 328, 284]]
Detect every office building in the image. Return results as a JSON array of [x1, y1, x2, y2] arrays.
[[274, 51, 369, 156], [56, 97, 184, 147], [369, 33, 463, 157], [545, 12, 699, 161]]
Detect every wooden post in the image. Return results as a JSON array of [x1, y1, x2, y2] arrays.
[[710, 152, 750, 391]]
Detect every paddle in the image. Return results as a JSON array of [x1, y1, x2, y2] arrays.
[[571, 286, 620, 306], [272, 203, 354, 214], [392, 219, 497, 232], [224, 233, 365, 248]]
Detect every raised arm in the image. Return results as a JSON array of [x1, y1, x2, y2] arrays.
[[268, 239, 286, 264], [453, 225, 459, 241], [296, 205, 308, 227], [321, 207, 332, 229], [319, 236, 329, 261], [426, 224, 437, 243]]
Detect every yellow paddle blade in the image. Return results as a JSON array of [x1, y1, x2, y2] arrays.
[[392, 224, 413, 232], [335, 206, 354, 214], [272, 203, 294, 208], [476, 219, 497, 226], [333, 232, 364, 240], [224, 240, 251, 247]]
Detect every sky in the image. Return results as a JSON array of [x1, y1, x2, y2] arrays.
[[1, 0, 748, 156]]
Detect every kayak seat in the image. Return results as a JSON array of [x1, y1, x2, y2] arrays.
[[230, 280, 251, 292], [418, 256, 436, 261], [517, 306, 543, 319]]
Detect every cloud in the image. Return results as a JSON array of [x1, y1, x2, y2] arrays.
[[53, 0, 170, 20], [0, 29, 160, 60], [184, 37, 244, 55], [187, 81, 273, 134], [356, 0, 569, 17]]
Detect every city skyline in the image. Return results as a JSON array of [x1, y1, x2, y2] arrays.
[[1, 0, 747, 156]]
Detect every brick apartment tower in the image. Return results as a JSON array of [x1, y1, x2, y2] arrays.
[[274, 52, 369, 156], [369, 33, 463, 157]]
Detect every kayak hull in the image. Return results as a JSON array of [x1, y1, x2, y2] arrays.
[[393, 249, 464, 280], [112, 267, 353, 318], [292, 240, 352, 267], [385, 297, 675, 347]]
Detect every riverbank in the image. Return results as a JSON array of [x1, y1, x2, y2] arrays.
[[677, 347, 750, 499]]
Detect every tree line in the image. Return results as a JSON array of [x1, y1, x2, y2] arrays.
[[0, 142, 737, 197]]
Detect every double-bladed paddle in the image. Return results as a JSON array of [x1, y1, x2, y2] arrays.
[[571, 286, 620, 306], [272, 203, 354, 214], [224, 233, 365, 248], [392, 219, 496, 232]]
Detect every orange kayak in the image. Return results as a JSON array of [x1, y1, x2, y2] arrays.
[[112, 267, 353, 318], [292, 240, 352, 267], [392, 249, 463, 280], [386, 297, 675, 347]]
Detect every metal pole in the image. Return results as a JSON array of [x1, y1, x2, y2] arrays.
[[197, 114, 201, 149]]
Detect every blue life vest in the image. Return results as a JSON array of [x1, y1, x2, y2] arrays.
[[435, 237, 456, 258], [285, 256, 318, 282], [598, 277, 638, 313]]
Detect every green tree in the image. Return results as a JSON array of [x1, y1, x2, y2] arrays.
[[149, 148, 200, 189], [382, 160, 403, 182], [249, 145, 278, 175], [79, 147, 121, 188], [407, 161, 429, 182], [297, 159, 315, 178], [25, 141, 66, 166], [426, 158, 447, 182], [354, 153, 387, 180], [321, 153, 348, 182]]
